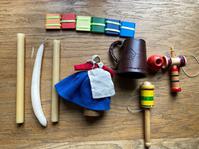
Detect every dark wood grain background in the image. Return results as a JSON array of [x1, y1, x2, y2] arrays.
[[0, 0, 199, 148]]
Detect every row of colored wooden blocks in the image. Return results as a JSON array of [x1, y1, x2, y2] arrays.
[[46, 13, 136, 38]]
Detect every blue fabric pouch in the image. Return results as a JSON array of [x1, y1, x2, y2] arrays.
[[55, 71, 111, 111]]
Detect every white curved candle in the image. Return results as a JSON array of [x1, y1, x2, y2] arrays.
[[31, 43, 47, 127]]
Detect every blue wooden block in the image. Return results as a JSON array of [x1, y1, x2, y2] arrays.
[[105, 19, 120, 36], [120, 21, 135, 37]]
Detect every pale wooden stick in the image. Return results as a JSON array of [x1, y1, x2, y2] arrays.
[[144, 109, 151, 148], [16, 33, 25, 124], [51, 40, 60, 122]]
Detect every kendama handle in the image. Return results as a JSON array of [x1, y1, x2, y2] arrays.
[[144, 109, 151, 148], [170, 65, 181, 92]]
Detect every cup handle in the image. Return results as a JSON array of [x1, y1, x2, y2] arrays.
[[109, 40, 123, 67]]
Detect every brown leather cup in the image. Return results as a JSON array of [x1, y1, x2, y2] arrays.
[[109, 38, 147, 78]]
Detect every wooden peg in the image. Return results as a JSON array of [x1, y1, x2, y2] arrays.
[[16, 33, 25, 124], [51, 40, 60, 122]]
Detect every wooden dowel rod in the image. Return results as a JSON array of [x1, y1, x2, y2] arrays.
[[144, 109, 151, 148], [51, 40, 60, 122], [16, 33, 25, 124]]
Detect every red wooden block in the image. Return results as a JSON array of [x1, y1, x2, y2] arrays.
[[61, 13, 76, 29]]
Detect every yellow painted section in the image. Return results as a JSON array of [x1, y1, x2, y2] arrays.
[[141, 90, 154, 96], [141, 100, 154, 106]]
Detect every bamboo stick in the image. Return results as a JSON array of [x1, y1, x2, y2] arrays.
[[16, 33, 25, 124], [51, 40, 60, 122]]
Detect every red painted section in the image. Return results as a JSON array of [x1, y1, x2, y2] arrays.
[[171, 87, 182, 92]]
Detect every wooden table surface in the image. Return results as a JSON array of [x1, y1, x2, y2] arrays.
[[0, 0, 199, 148]]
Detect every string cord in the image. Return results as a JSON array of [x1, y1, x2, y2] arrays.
[[182, 54, 199, 78], [127, 106, 143, 114]]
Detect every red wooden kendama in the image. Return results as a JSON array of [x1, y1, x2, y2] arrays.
[[147, 47, 187, 93]]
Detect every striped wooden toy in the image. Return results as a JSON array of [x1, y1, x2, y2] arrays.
[[170, 65, 181, 92], [46, 14, 61, 29], [140, 81, 154, 108], [170, 47, 182, 93], [140, 81, 155, 148]]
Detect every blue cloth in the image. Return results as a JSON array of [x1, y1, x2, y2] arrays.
[[55, 71, 111, 111], [105, 19, 120, 36], [120, 21, 135, 38]]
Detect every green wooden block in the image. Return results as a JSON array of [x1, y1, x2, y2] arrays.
[[91, 17, 106, 33], [76, 16, 91, 31]]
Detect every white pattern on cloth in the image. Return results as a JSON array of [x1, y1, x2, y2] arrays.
[[88, 68, 115, 99]]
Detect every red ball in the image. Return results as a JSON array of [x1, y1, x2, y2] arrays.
[[147, 55, 164, 71]]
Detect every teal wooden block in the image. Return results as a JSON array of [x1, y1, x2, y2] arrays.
[[91, 17, 106, 33]]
